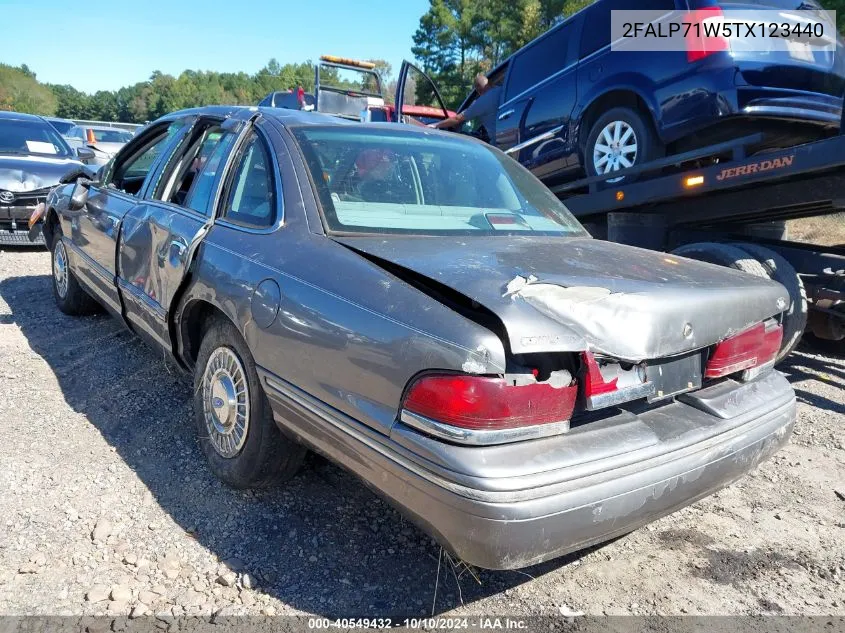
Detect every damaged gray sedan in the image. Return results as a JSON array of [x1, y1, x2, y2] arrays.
[[40, 106, 796, 570]]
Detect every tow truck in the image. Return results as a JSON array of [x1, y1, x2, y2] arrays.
[[549, 131, 845, 357]]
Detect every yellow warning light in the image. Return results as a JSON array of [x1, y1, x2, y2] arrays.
[[615, 191, 625, 202], [320, 55, 376, 69], [685, 175, 705, 188]]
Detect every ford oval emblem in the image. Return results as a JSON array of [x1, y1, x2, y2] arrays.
[[0, 191, 15, 204], [211, 397, 225, 408]]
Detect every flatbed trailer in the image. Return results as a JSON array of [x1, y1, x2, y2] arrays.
[[550, 132, 845, 356]]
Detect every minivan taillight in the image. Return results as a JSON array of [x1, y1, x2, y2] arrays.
[[705, 320, 782, 379], [686, 7, 730, 63], [402, 374, 577, 431]]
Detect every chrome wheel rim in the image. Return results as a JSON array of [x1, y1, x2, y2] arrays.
[[202, 347, 250, 458], [593, 120, 638, 183], [53, 240, 69, 299]]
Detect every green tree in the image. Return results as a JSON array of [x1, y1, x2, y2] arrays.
[[412, 0, 488, 108], [0, 64, 56, 115], [50, 84, 90, 119]]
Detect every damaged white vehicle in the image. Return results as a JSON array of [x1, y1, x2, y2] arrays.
[[42, 108, 796, 570]]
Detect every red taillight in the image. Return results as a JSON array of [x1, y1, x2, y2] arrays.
[[403, 374, 577, 431], [581, 352, 655, 410], [705, 321, 782, 378], [686, 7, 729, 63], [583, 352, 619, 397]]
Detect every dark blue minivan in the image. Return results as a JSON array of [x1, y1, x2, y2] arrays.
[[397, 0, 845, 185]]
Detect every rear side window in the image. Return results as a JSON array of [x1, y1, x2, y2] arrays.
[[506, 21, 574, 101], [156, 123, 234, 214], [220, 133, 277, 228]]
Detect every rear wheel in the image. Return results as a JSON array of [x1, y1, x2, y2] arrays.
[[585, 107, 662, 184], [50, 227, 99, 316], [735, 243, 807, 361], [194, 318, 306, 489]]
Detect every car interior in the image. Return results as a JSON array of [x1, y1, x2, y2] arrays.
[[109, 122, 184, 195]]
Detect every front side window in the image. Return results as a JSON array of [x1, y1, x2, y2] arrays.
[[220, 133, 276, 228], [292, 126, 587, 237], [105, 121, 185, 195], [49, 120, 75, 135]]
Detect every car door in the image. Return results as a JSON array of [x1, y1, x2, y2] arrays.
[[394, 61, 449, 125], [497, 16, 582, 182], [66, 120, 189, 314], [115, 113, 251, 352]]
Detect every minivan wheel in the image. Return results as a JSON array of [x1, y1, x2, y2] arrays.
[[194, 318, 306, 489], [585, 107, 660, 183]]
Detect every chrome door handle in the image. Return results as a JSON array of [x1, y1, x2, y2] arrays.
[[498, 109, 515, 121], [169, 240, 187, 264]]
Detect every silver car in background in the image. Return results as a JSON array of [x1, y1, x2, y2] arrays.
[[64, 125, 133, 166]]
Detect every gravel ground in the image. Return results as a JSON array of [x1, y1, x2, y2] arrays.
[[0, 248, 843, 619]]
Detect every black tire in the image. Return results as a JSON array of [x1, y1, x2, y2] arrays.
[[50, 227, 100, 316], [584, 106, 662, 183], [194, 318, 306, 489], [736, 243, 807, 361], [671, 242, 771, 278]]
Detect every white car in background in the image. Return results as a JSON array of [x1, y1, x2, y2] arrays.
[[65, 125, 133, 166]]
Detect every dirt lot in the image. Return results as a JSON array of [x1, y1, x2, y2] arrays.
[[0, 248, 843, 619]]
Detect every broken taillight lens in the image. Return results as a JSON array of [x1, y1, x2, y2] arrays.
[[402, 374, 577, 431], [705, 320, 782, 379], [582, 352, 654, 410]]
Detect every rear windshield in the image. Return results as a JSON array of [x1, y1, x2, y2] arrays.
[[92, 129, 132, 143], [292, 126, 588, 237], [319, 64, 381, 96]]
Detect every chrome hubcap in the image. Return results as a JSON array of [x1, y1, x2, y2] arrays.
[[593, 120, 638, 183], [54, 240, 69, 299], [202, 347, 250, 458]]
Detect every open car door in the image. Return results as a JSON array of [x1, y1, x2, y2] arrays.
[[394, 61, 450, 125]]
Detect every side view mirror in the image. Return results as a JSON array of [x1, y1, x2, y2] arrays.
[[76, 147, 95, 161], [69, 179, 91, 211]]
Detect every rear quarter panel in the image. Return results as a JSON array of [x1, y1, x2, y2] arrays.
[[180, 228, 507, 436], [576, 50, 738, 145]]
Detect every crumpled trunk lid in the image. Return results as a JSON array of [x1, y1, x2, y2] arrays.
[[335, 235, 788, 361]]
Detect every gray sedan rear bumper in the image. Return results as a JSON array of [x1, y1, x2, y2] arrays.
[[262, 369, 795, 570]]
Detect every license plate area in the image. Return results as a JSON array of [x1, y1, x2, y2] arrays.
[[646, 351, 703, 403]]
